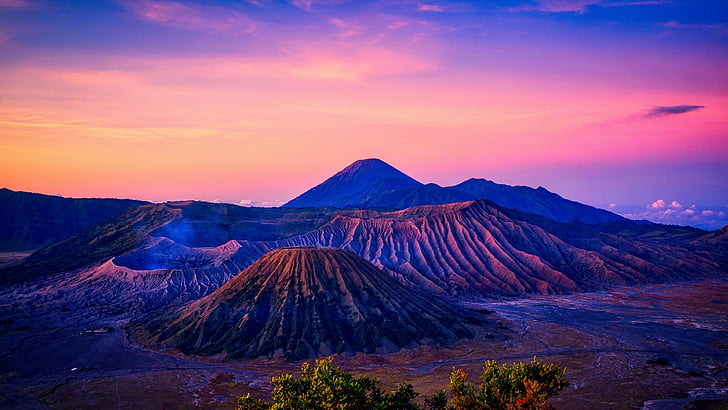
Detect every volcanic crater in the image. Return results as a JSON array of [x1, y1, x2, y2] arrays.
[[132, 247, 497, 360]]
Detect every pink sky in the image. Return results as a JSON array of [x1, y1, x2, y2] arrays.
[[0, 1, 727, 227]]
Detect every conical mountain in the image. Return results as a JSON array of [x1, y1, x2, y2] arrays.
[[136, 247, 491, 360], [283, 159, 422, 208]]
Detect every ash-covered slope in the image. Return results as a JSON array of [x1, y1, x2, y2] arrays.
[[283, 159, 422, 208], [268, 200, 723, 296], [136, 247, 491, 360], [448, 178, 624, 224]]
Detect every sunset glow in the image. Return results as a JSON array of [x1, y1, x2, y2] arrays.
[[1, 0, 727, 227]]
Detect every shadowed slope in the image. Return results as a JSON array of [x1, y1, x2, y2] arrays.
[[361, 183, 476, 209], [137, 247, 492, 360], [0, 188, 146, 251]]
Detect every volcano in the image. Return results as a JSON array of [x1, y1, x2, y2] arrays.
[[283, 158, 422, 208], [136, 247, 492, 360]]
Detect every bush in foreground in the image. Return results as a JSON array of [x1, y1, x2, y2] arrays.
[[449, 358, 568, 409], [237, 357, 567, 409]]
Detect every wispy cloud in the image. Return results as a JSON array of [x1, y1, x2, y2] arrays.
[[328, 17, 362, 38], [290, 0, 312, 12], [418, 4, 444, 12], [416, 2, 473, 13], [662, 21, 728, 32], [644, 105, 705, 118], [0, 0, 35, 7], [119, 0, 256, 33], [513, 0, 671, 13]]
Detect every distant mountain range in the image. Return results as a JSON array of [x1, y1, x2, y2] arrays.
[[284, 158, 625, 225], [133, 247, 493, 360]]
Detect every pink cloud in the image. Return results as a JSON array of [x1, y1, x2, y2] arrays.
[[648, 199, 666, 209], [290, 0, 312, 12], [119, 0, 256, 33], [328, 17, 361, 38], [670, 200, 683, 208], [418, 4, 444, 12], [0, 0, 35, 7], [388, 21, 409, 30]]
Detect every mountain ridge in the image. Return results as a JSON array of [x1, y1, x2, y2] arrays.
[[448, 178, 625, 224], [283, 159, 625, 225], [0, 188, 147, 251]]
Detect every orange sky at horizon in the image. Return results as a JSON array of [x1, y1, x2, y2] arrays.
[[1, 0, 727, 213]]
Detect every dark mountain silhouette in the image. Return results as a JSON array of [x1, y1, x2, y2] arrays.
[[0, 188, 146, 251], [283, 159, 422, 208], [360, 183, 476, 208], [283, 159, 623, 225], [448, 178, 624, 224], [0, 203, 179, 285], [135, 247, 492, 360]]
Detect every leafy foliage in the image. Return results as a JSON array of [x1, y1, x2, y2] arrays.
[[237, 357, 419, 410], [237, 357, 567, 410], [449, 357, 568, 410]]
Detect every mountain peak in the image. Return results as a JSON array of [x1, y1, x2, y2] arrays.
[[283, 159, 422, 208], [331, 158, 415, 180]]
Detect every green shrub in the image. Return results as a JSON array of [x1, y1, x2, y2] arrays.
[[237, 357, 418, 410], [449, 357, 568, 410], [237, 357, 567, 410]]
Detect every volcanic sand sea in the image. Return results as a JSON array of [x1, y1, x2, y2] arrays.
[[0, 280, 726, 409]]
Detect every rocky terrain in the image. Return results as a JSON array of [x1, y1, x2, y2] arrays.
[[0, 280, 725, 409], [2, 199, 724, 309]]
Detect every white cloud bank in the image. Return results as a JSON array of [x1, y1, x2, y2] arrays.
[[617, 200, 728, 231]]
